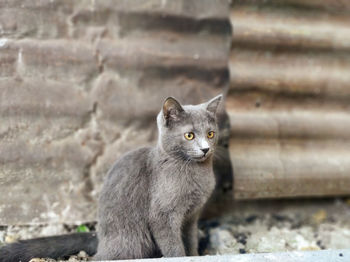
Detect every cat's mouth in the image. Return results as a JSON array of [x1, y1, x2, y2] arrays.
[[185, 150, 212, 162], [190, 153, 211, 162]]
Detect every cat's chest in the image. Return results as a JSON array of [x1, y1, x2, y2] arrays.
[[182, 170, 215, 198], [155, 165, 215, 212], [181, 172, 215, 214]]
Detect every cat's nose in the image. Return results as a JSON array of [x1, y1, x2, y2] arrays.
[[201, 148, 209, 155]]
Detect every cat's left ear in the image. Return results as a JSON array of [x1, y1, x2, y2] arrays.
[[206, 94, 223, 115], [162, 97, 184, 125]]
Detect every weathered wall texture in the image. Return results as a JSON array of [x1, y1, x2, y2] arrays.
[[0, 0, 232, 225], [230, 0, 350, 199]]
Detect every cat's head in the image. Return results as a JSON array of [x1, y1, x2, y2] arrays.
[[157, 95, 222, 162]]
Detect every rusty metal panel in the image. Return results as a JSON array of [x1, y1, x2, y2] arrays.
[[230, 1, 350, 198]]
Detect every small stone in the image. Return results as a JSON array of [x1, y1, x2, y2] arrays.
[[5, 235, 18, 243], [77, 251, 88, 258], [318, 224, 350, 249], [300, 246, 320, 251], [29, 259, 55, 262], [67, 256, 79, 262], [311, 210, 327, 224], [0, 231, 5, 243], [209, 227, 238, 254]]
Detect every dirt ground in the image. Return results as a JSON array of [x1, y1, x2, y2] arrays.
[[1, 198, 350, 261]]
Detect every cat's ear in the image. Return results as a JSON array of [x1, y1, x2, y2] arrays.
[[206, 94, 223, 115], [162, 97, 184, 125]]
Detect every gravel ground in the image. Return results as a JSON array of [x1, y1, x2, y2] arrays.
[[199, 198, 350, 255], [1, 198, 350, 261]]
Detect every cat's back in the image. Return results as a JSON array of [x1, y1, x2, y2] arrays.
[[104, 146, 153, 186], [99, 146, 154, 207], [97, 146, 155, 253]]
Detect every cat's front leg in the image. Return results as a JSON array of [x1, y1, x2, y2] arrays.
[[150, 212, 186, 257], [182, 213, 199, 256]]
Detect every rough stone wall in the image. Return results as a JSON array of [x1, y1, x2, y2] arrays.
[[0, 0, 232, 225]]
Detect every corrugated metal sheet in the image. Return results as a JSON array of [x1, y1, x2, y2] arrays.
[[229, 0, 350, 199]]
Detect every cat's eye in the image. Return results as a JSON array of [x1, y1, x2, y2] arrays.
[[184, 132, 195, 140], [207, 131, 215, 139]]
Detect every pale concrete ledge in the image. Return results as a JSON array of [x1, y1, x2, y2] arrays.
[[109, 249, 349, 262]]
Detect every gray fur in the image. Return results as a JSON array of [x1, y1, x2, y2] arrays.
[[94, 94, 222, 260], [0, 233, 97, 262]]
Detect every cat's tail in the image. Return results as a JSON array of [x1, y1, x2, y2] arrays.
[[0, 232, 98, 262]]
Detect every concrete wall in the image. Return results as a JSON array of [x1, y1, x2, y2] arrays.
[[0, 0, 232, 225]]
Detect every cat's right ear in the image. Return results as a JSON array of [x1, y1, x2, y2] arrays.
[[162, 97, 184, 126]]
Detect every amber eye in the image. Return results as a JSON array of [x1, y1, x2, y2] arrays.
[[207, 131, 215, 139], [184, 132, 195, 140]]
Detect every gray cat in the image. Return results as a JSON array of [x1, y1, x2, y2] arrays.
[[95, 94, 222, 259], [0, 94, 222, 261]]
